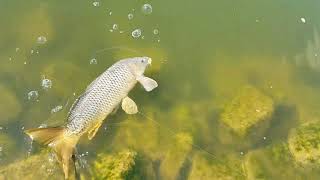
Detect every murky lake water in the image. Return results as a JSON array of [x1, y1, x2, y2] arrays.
[[1, 0, 320, 179]]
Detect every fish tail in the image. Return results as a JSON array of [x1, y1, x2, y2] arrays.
[[25, 127, 79, 179]]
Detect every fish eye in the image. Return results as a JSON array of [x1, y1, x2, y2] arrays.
[[141, 59, 145, 63]]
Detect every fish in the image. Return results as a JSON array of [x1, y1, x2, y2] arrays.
[[24, 57, 158, 179]]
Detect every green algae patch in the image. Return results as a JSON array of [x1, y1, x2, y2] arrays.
[[189, 153, 245, 180], [219, 85, 274, 148], [0, 151, 64, 180], [244, 143, 304, 180], [159, 132, 193, 180], [0, 85, 21, 125], [91, 150, 137, 180], [288, 122, 320, 167]]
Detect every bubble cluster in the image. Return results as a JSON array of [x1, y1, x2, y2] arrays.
[[51, 105, 63, 114], [131, 29, 142, 38], [27, 91, 39, 101], [37, 36, 47, 44], [41, 78, 52, 90], [90, 58, 98, 65], [128, 13, 134, 20], [141, 4, 153, 15]]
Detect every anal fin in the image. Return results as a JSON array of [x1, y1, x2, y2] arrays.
[[87, 121, 103, 140]]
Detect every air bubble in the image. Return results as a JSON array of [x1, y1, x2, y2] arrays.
[[141, 4, 152, 15], [90, 58, 98, 65], [128, 13, 134, 20], [153, 29, 159, 35], [37, 36, 47, 44], [92, 1, 100, 7], [38, 124, 47, 128], [131, 29, 142, 38], [51, 105, 63, 114], [27, 91, 39, 101], [112, 24, 118, 30], [41, 78, 52, 90], [300, 17, 306, 23]]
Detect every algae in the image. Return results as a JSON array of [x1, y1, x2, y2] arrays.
[[0, 151, 64, 180], [159, 132, 193, 180], [244, 143, 306, 180], [90, 149, 137, 180], [288, 121, 320, 167], [188, 153, 245, 180]]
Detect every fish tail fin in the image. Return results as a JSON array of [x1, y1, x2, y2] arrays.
[[25, 127, 79, 179]]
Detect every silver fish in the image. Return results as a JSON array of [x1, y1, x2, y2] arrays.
[[25, 57, 158, 179]]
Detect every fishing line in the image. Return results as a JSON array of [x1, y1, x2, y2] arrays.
[[137, 111, 217, 160], [138, 110, 246, 177], [92, 46, 168, 64], [93, 46, 143, 57]]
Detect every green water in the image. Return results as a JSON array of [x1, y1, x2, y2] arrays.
[[1, 0, 320, 179]]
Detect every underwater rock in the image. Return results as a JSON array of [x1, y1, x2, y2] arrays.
[[0, 85, 21, 125], [0, 151, 64, 180], [288, 121, 320, 167], [111, 110, 162, 160], [188, 153, 245, 180], [219, 85, 274, 148], [91, 149, 137, 180], [159, 133, 193, 180], [244, 143, 304, 180]]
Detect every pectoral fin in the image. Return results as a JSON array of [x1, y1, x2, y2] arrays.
[[87, 121, 103, 140], [121, 96, 138, 114], [137, 76, 158, 92]]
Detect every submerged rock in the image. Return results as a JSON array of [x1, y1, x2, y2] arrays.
[[188, 153, 245, 180], [219, 85, 274, 147], [288, 122, 320, 167], [0, 85, 21, 125], [159, 133, 193, 180], [0, 151, 64, 180], [91, 150, 137, 180], [244, 143, 305, 180]]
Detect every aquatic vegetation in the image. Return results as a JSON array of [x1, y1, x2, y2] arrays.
[[219, 85, 274, 146], [288, 121, 320, 167], [244, 143, 304, 180], [188, 153, 245, 180], [159, 133, 193, 180], [0, 85, 21, 125], [0, 151, 64, 180], [91, 150, 137, 180]]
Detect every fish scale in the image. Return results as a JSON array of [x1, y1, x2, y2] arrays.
[[66, 61, 137, 135]]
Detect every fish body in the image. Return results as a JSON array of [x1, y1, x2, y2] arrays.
[[66, 59, 138, 136], [25, 57, 158, 179]]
